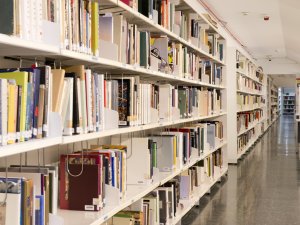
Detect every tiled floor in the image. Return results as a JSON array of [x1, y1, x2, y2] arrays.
[[182, 115, 300, 225]]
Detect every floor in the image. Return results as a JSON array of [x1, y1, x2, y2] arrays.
[[182, 115, 300, 225]]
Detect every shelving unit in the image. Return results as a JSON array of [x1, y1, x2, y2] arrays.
[[267, 78, 279, 124], [227, 48, 266, 164], [0, 1, 229, 225], [282, 94, 295, 115]]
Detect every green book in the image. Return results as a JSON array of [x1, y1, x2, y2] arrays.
[[178, 89, 187, 118], [140, 31, 148, 68]]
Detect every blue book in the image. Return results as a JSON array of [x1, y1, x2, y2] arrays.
[[35, 195, 44, 225], [111, 155, 115, 187]]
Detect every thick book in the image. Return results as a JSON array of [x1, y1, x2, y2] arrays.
[[68, 164, 102, 211], [91, 1, 99, 56], [59, 154, 103, 210], [117, 79, 131, 126], [0, 79, 8, 145], [52, 69, 66, 112], [65, 73, 81, 134], [0, 0, 15, 35]]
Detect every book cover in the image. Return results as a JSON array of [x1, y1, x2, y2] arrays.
[[68, 164, 101, 211]]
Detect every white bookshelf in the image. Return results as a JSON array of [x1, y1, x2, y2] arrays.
[[227, 48, 266, 164], [0, 0, 229, 225]]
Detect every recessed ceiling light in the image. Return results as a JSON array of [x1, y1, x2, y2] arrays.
[[242, 12, 249, 16]]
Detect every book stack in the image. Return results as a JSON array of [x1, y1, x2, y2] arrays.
[[237, 94, 262, 111], [59, 145, 127, 211], [0, 165, 58, 225], [0, 0, 59, 42], [237, 74, 262, 94], [107, 148, 224, 225], [0, 67, 53, 145], [237, 109, 264, 134], [237, 125, 260, 154]]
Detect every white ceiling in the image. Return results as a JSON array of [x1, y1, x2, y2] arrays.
[[269, 74, 296, 88], [202, 0, 300, 66]]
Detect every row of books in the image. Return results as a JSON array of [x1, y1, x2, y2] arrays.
[[237, 74, 262, 93], [60, 121, 223, 212], [0, 65, 223, 145], [237, 109, 263, 134], [237, 94, 262, 111], [107, 149, 223, 225], [0, 0, 59, 42], [0, 1, 224, 63], [0, 165, 58, 225], [237, 124, 261, 154], [0, 66, 52, 145]]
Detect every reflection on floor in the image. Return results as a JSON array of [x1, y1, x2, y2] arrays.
[[182, 115, 300, 225]]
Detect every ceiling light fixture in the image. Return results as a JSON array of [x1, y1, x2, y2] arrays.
[[242, 12, 249, 16]]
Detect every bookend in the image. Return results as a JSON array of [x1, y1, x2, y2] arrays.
[[104, 108, 119, 130], [48, 112, 63, 138], [105, 184, 121, 206]]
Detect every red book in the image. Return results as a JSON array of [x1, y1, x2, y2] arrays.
[[120, 0, 130, 5], [59, 154, 102, 210]]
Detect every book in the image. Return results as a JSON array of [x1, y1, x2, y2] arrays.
[[52, 69, 65, 112]]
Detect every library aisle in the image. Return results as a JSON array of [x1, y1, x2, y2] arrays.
[[182, 115, 300, 225]]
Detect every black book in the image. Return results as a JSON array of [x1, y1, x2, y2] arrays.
[[65, 73, 80, 134], [16, 85, 22, 142], [0, 0, 14, 35]]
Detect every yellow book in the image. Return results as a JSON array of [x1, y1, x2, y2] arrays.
[[52, 69, 65, 112], [0, 72, 28, 142], [7, 83, 16, 144], [173, 136, 177, 166], [91, 1, 99, 56]]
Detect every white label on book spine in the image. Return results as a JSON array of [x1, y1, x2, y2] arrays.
[[33, 128, 38, 136], [38, 128, 42, 135], [76, 127, 82, 134], [43, 124, 48, 132], [16, 132, 20, 141], [84, 205, 95, 211]]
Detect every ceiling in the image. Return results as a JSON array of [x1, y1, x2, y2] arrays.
[[202, 0, 300, 66], [269, 74, 296, 88]]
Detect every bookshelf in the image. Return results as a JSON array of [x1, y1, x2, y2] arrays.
[[227, 49, 266, 164], [282, 94, 295, 115], [268, 78, 279, 123], [0, 1, 228, 225]]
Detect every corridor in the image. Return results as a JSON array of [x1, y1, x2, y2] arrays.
[[183, 115, 300, 225]]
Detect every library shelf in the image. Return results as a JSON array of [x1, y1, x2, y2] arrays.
[[60, 49, 225, 89], [101, 0, 225, 66], [0, 33, 59, 56], [237, 89, 263, 96], [62, 112, 227, 144], [237, 121, 261, 137], [236, 136, 258, 161], [0, 137, 62, 158], [57, 141, 228, 225], [236, 70, 263, 85], [237, 105, 265, 113], [167, 166, 228, 225]]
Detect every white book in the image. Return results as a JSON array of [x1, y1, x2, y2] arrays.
[[159, 84, 172, 122], [76, 78, 83, 134], [0, 193, 22, 225], [80, 78, 88, 134], [0, 79, 8, 146], [99, 75, 104, 131], [59, 80, 68, 123], [85, 69, 93, 132], [63, 78, 73, 136], [161, 131, 183, 168], [113, 14, 123, 62]]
